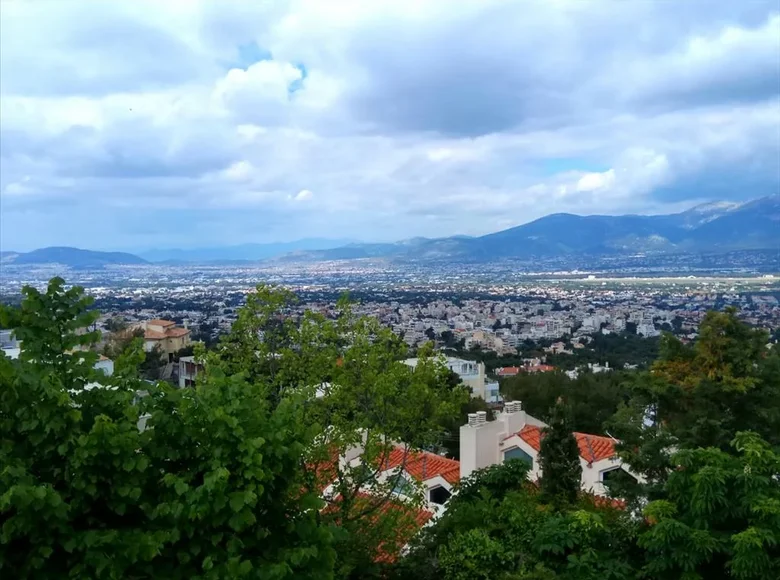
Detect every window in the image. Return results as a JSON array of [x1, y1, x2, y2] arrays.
[[600, 467, 635, 488], [392, 474, 414, 497], [429, 486, 451, 505], [503, 446, 534, 468]]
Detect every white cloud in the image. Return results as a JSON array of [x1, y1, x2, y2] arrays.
[[293, 189, 313, 201], [576, 170, 615, 193], [0, 0, 778, 250]]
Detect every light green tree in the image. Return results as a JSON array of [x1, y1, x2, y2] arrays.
[[639, 432, 780, 579], [204, 286, 466, 578]]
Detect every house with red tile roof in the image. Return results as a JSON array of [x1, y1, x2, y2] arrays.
[[496, 366, 521, 377], [324, 492, 433, 564], [460, 401, 639, 497], [377, 447, 460, 508], [137, 319, 191, 361], [308, 442, 458, 563]]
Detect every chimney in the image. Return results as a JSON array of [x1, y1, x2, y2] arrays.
[[467, 413, 478, 427], [476, 411, 487, 425], [505, 401, 515, 414]]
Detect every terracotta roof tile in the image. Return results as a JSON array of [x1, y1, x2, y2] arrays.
[[325, 492, 433, 563], [164, 327, 190, 338], [144, 330, 167, 340], [514, 425, 616, 463], [144, 327, 190, 340], [146, 319, 176, 327], [383, 447, 460, 485]]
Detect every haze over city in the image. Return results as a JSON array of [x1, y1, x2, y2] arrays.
[[1, 0, 779, 252]]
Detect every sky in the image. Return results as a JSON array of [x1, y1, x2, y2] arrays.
[[1, 0, 779, 252]]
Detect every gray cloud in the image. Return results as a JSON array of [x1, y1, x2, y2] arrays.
[[1, 0, 778, 251]]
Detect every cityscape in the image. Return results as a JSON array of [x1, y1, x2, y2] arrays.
[[2, 1, 779, 578]]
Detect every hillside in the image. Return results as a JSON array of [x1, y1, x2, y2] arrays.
[[6, 247, 147, 268]]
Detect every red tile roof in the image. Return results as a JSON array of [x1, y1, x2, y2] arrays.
[[164, 327, 190, 338], [306, 448, 340, 493], [146, 319, 176, 327], [144, 326, 190, 340], [383, 447, 460, 485], [497, 366, 521, 376], [525, 364, 556, 373], [325, 492, 433, 563], [513, 425, 616, 463]]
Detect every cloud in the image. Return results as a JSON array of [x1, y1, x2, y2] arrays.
[[0, 0, 778, 251], [292, 189, 313, 202]]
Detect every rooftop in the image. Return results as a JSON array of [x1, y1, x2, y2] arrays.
[[382, 447, 460, 485], [511, 424, 616, 463]]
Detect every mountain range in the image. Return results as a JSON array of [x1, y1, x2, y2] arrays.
[[137, 238, 356, 263], [2, 196, 778, 267], [281, 195, 780, 262]]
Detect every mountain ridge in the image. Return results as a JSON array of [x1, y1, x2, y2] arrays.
[[3, 196, 777, 267], [281, 195, 780, 262]]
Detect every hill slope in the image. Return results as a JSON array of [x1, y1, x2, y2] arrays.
[[6, 247, 147, 267]]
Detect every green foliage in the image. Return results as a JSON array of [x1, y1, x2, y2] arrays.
[[539, 402, 582, 507], [638, 432, 780, 579], [0, 277, 100, 389], [502, 370, 633, 435], [394, 461, 640, 580], [201, 285, 466, 578], [609, 309, 780, 506], [1, 280, 335, 578]]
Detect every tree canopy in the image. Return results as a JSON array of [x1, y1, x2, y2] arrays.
[[0, 279, 464, 579]]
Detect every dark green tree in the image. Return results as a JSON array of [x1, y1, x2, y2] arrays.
[[393, 460, 640, 580], [0, 278, 335, 579], [539, 400, 582, 506], [608, 308, 780, 506]]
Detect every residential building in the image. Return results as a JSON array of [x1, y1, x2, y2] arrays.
[[459, 401, 638, 496], [404, 356, 497, 401], [138, 319, 191, 361], [178, 355, 203, 388], [0, 329, 17, 349], [94, 355, 114, 377]]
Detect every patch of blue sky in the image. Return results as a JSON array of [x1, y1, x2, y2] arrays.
[[538, 158, 610, 176], [227, 41, 272, 69], [289, 63, 308, 94]]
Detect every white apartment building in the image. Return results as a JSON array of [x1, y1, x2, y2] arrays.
[[404, 357, 501, 403], [459, 402, 638, 497]]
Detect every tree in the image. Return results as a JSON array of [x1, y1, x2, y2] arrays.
[[539, 400, 582, 506], [639, 432, 780, 579], [608, 309, 780, 506], [0, 278, 335, 578], [393, 461, 640, 580], [203, 285, 466, 578], [104, 316, 128, 333]]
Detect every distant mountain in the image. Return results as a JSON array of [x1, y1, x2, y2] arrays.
[[4, 247, 147, 268], [284, 195, 780, 262], [139, 238, 357, 263]]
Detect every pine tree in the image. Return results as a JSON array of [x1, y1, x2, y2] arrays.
[[539, 399, 582, 505]]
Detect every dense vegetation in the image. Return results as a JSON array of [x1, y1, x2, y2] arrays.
[[501, 370, 633, 435], [1, 280, 778, 578]]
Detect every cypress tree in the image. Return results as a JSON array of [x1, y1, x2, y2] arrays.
[[539, 398, 582, 505]]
